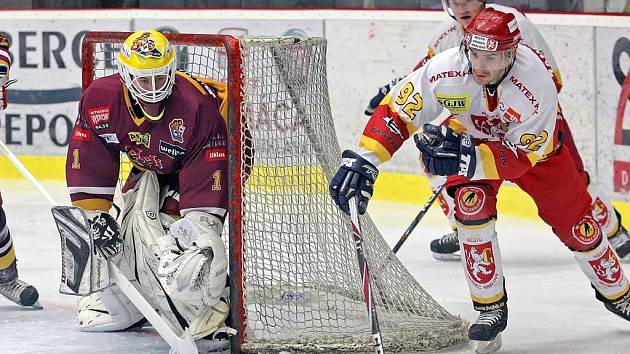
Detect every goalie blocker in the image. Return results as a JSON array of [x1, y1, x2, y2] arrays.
[[52, 206, 120, 296]]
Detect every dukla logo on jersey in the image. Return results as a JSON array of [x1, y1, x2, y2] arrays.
[[589, 246, 622, 285], [130, 32, 164, 59], [572, 215, 600, 247], [464, 242, 496, 285]]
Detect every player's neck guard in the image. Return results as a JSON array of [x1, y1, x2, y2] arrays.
[[139, 102, 165, 121]]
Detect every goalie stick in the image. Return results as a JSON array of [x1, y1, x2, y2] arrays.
[[391, 182, 446, 254], [0, 140, 199, 354]]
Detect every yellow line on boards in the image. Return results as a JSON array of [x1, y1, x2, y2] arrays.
[[1, 155, 628, 225]]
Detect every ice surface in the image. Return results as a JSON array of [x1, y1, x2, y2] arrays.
[[1, 180, 629, 353]]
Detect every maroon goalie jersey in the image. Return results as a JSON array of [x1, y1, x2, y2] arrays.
[[66, 72, 228, 218]]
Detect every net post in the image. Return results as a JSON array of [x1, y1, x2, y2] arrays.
[[223, 35, 246, 354]]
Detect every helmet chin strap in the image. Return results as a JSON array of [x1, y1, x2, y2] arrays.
[[138, 100, 166, 121]]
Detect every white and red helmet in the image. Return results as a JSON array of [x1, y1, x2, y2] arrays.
[[464, 8, 520, 52], [441, 0, 486, 19]]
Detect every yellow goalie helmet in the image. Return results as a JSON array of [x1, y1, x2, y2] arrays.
[[117, 30, 176, 103]]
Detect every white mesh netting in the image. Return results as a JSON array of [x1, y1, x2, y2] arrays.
[[85, 33, 467, 353]]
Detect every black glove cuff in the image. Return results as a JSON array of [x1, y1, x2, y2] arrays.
[[458, 133, 476, 179], [341, 150, 379, 182]]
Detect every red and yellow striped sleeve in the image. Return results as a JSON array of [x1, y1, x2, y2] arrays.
[[358, 94, 417, 164]]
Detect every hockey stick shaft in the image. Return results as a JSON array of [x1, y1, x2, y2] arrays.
[[349, 197, 385, 354], [391, 182, 445, 254], [108, 265, 197, 354], [0, 141, 198, 354], [0, 139, 56, 205]]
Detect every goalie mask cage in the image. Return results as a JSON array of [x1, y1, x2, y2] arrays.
[[82, 32, 467, 353]]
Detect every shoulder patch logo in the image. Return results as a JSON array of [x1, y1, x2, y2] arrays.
[[169, 118, 185, 143]]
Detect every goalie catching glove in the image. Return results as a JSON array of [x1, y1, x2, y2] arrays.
[[329, 150, 379, 215], [415, 123, 476, 179]]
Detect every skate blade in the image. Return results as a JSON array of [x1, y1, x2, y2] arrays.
[[474, 333, 502, 354], [432, 252, 461, 262], [28, 301, 43, 310]]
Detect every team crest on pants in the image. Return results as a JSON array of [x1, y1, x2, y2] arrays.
[[591, 197, 609, 226], [589, 246, 622, 285], [458, 186, 485, 216], [572, 215, 600, 247], [464, 242, 496, 284]]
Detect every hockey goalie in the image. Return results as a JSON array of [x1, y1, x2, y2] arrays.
[[52, 30, 233, 352]]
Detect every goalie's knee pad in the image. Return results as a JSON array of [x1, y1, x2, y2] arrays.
[[77, 284, 145, 332]]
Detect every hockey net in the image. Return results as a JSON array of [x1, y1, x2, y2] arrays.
[[82, 32, 467, 353]]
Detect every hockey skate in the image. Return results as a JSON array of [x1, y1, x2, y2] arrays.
[[430, 230, 460, 261], [469, 307, 507, 354], [0, 262, 41, 309], [604, 290, 630, 322], [609, 224, 630, 262], [169, 326, 236, 354]]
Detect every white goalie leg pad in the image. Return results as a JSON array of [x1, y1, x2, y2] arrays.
[[120, 171, 166, 263], [574, 236, 630, 300], [118, 171, 191, 333], [77, 282, 144, 332], [458, 221, 506, 307], [158, 211, 229, 337]]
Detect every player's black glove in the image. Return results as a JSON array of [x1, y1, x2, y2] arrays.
[[329, 150, 379, 215], [364, 77, 403, 116], [415, 124, 476, 179]]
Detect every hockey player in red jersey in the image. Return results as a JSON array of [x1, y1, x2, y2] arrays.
[[331, 8, 630, 352], [64, 30, 231, 347], [0, 33, 41, 308], [365, 0, 630, 263]]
